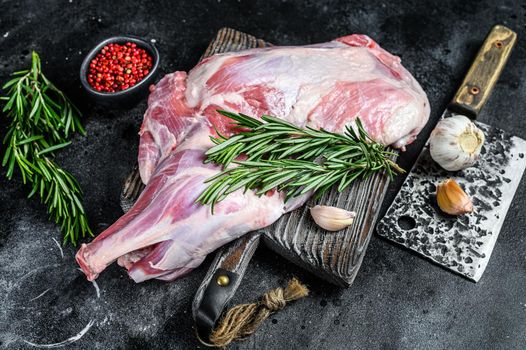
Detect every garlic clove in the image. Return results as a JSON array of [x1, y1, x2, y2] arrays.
[[436, 179, 473, 215], [310, 205, 356, 231], [429, 115, 485, 171]]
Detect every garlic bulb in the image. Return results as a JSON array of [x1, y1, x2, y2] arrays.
[[429, 115, 485, 171], [310, 205, 356, 231], [436, 179, 473, 215]]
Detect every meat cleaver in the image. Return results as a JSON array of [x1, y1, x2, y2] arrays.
[[377, 25, 525, 282], [121, 28, 396, 340]]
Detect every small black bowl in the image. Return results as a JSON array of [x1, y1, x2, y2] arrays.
[[80, 35, 159, 107]]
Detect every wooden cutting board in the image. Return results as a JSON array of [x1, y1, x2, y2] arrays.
[[121, 27, 397, 287]]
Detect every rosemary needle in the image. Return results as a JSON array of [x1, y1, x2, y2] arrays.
[[1, 51, 92, 245], [197, 110, 404, 212]]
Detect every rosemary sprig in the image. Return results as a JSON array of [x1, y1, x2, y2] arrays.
[[197, 111, 403, 211], [1, 51, 92, 245]]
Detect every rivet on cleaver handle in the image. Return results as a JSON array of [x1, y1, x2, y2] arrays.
[[449, 24, 517, 117], [192, 231, 261, 341]]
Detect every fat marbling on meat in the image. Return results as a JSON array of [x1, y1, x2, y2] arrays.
[[76, 34, 430, 282]]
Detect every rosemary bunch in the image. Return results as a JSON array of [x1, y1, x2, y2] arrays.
[[197, 111, 403, 211], [1, 51, 92, 245]]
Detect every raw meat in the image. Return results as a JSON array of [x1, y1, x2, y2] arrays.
[[76, 34, 430, 282]]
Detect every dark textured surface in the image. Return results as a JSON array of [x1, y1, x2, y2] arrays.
[[0, 0, 525, 349]]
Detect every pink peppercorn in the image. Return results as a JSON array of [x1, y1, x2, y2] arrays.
[[87, 42, 153, 92]]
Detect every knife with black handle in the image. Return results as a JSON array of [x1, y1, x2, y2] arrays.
[[191, 231, 261, 341]]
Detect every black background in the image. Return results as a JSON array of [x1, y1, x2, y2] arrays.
[[0, 0, 525, 349]]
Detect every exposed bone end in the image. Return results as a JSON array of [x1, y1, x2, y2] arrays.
[[76, 244, 100, 281]]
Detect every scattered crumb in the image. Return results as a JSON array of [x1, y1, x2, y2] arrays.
[[60, 307, 73, 317], [150, 38, 157, 43], [99, 316, 109, 326], [3, 32, 8, 38], [98, 18, 102, 22], [69, 0, 73, 2]]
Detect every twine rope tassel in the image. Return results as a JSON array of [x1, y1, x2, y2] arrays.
[[207, 278, 309, 348]]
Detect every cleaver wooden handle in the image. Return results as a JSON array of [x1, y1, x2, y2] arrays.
[[449, 25, 517, 117]]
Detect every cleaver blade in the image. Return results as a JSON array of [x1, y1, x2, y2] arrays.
[[377, 109, 526, 282], [377, 25, 523, 282]]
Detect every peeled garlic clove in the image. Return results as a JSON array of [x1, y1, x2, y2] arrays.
[[310, 205, 356, 231], [429, 115, 485, 171], [436, 179, 473, 215]]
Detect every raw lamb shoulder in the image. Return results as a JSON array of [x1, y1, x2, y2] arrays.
[[76, 34, 430, 282]]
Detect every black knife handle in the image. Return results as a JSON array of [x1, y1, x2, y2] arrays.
[[449, 25, 516, 118], [192, 231, 261, 341]]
